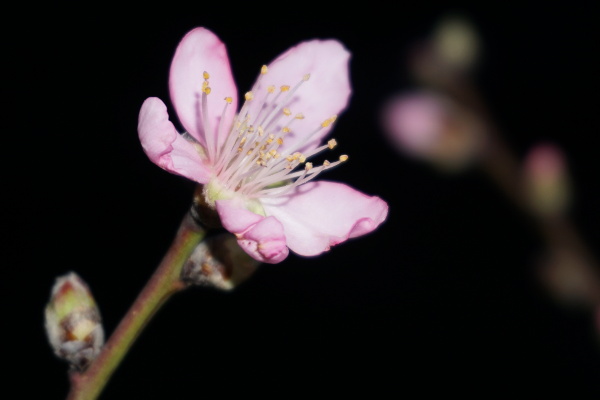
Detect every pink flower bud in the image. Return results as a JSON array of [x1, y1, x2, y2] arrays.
[[522, 143, 571, 217], [44, 272, 104, 370], [381, 90, 485, 172]]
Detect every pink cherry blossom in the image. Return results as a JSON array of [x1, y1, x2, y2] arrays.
[[138, 27, 388, 263]]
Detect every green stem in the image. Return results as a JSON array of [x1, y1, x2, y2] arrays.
[[66, 212, 206, 400]]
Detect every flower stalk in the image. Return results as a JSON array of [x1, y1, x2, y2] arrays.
[[66, 211, 206, 400]]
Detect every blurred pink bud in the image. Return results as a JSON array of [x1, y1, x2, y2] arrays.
[[522, 143, 571, 217], [380, 91, 485, 172], [44, 272, 104, 370]]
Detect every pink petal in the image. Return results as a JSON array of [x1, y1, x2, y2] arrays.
[[169, 27, 238, 156], [261, 181, 388, 256], [138, 97, 211, 183], [216, 200, 289, 264], [245, 39, 351, 154]]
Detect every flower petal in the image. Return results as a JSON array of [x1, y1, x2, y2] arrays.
[[216, 200, 289, 263], [169, 27, 238, 156], [261, 181, 388, 256], [138, 97, 211, 183], [245, 39, 351, 155]]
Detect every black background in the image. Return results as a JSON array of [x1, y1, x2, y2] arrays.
[[3, 2, 600, 398]]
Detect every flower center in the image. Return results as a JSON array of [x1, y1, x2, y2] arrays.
[[199, 66, 348, 208]]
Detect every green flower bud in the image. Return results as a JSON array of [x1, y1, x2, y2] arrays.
[[44, 272, 104, 370]]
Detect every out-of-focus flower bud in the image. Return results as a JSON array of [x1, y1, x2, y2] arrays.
[[44, 272, 104, 370], [536, 247, 600, 309], [522, 143, 571, 217], [409, 15, 481, 84], [595, 306, 600, 344], [182, 233, 261, 290], [380, 90, 485, 172], [432, 15, 480, 75]]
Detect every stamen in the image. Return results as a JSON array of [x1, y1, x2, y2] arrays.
[[200, 72, 215, 162], [207, 65, 348, 201]]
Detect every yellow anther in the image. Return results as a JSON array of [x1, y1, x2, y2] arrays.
[[203, 71, 210, 79], [269, 134, 275, 140], [322, 116, 338, 128], [328, 139, 337, 149], [305, 162, 313, 170], [225, 97, 233, 104], [339, 155, 349, 162], [266, 138, 274, 144], [299, 154, 307, 163], [267, 85, 276, 93], [258, 126, 265, 136], [261, 65, 268, 74], [295, 113, 305, 120], [240, 137, 247, 145], [323, 160, 331, 166], [245, 91, 254, 101], [282, 127, 291, 133], [237, 147, 243, 153], [280, 85, 290, 92], [277, 137, 284, 145], [247, 149, 254, 155], [203, 87, 212, 95], [286, 155, 294, 162], [283, 108, 292, 116], [202, 81, 209, 89], [269, 149, 277, 156], [303, 73, 310, 81]]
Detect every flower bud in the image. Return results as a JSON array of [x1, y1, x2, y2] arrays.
[[182, 233, 261, 290], [409, 15, 481, 85], [44, 272, 104, 370], [522, 143, 571, 217], [380, 90, 485, 172], [432, 15, 481, 75], [536, 247, 600, 309]]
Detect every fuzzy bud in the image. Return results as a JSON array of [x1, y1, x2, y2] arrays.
[[182, 233, 261, 290], [44, 272, 104, 370]]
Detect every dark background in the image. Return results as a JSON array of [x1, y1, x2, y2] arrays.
[[3, 2, 600, 398]]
